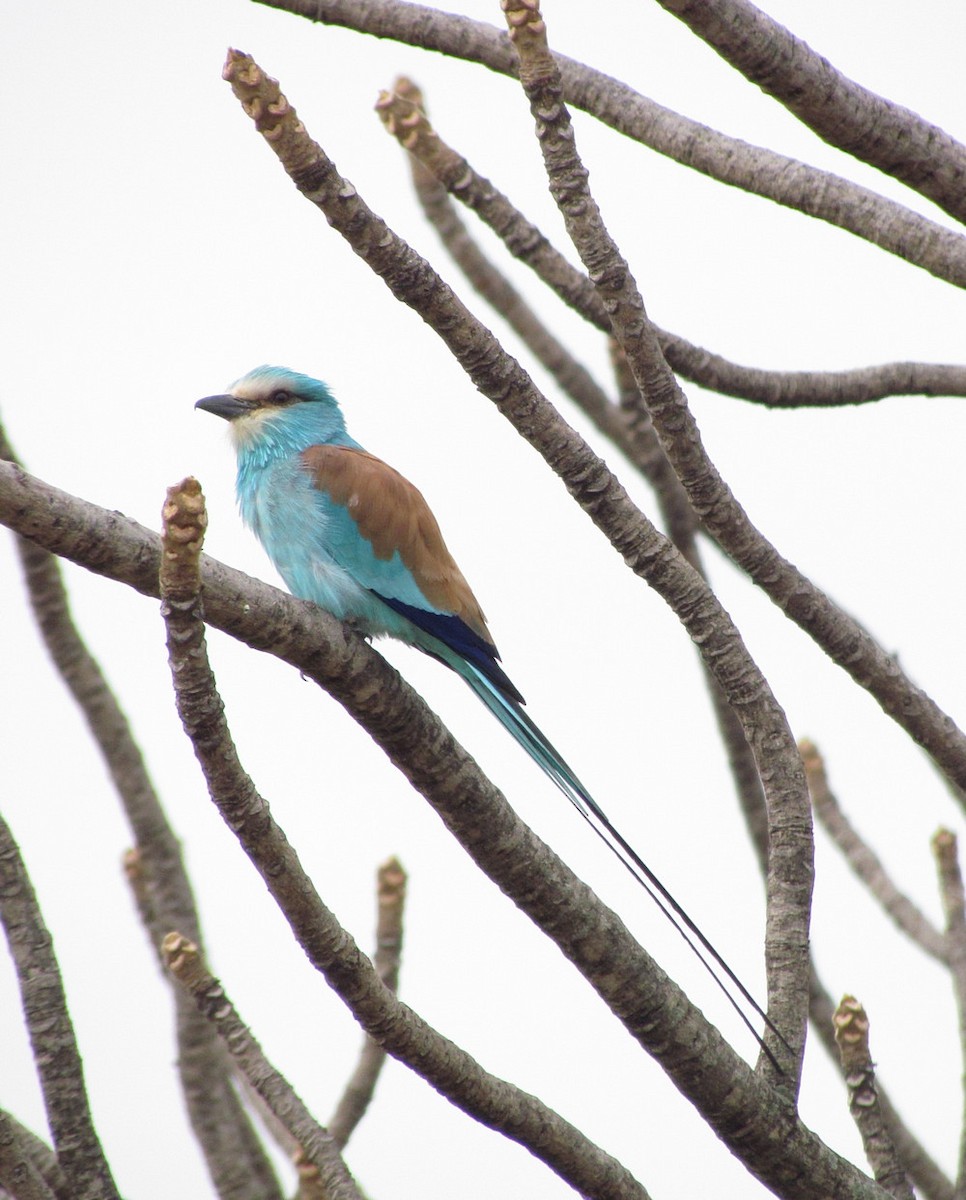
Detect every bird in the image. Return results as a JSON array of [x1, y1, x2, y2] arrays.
[[197, 364, 777, 1054]]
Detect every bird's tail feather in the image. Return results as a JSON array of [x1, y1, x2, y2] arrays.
[[454, 658, 784, 1064]]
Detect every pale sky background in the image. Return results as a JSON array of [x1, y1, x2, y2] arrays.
[[2, 1, 965, 1197]]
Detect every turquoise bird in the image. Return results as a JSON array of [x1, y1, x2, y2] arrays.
[[197, 365, 772, 1047]]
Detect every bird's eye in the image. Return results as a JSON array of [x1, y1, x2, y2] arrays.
[[270, 389, 292, 406]]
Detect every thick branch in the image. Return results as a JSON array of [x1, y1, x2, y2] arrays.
[[655, 0, 966, 226], [0, 813, 120, 1200], [258, 0, 966, 289]]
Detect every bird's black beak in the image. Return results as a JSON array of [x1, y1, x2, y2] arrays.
[[195, 394, 255, 421]]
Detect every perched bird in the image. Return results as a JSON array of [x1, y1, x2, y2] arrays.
[[197, 365, 773, 1049]]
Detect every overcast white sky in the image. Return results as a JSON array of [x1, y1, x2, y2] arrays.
[[2, 1, 966, 1197]]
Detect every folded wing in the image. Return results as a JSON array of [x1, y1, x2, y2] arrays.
[[301, 444, 523, 702]]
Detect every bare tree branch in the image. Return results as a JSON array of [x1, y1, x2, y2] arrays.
[[609, 341, 700, 562], [376, 85, 966, 408], [801, 740, 947, 962], [0, 433, 200, 948], [809, 969, 953, 1200], [658, 345, 966, 409], [653, 0, 966, 225], [388, 78, 620, 442], [328, 857, 407, 1151], [0, 1112, 60, 1200], [123, 849, 288, 1200], [0, 429, 283, 1200], [0, 1113, 67, 1200], [0, 812, 120, 1200], [615, 356, 945, 1197], [257, 0, 966, 289], [931, 829, 966, 1196], [833, 997, 915, 1200], [163, 934, 364, 1200]]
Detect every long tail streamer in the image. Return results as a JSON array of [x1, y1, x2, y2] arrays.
[[459, 663, 788, 1069]]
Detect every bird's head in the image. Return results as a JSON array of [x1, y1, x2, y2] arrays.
[[196, 365, 346, 452]]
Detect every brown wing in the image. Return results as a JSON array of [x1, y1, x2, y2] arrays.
[[301, 444, 493, 645]]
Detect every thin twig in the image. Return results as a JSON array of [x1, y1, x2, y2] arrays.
[[328, 858, 406, 1150], [257, 0, 966, 289], [163, 934, 364, 1200], [389, 77, 622, 439], [810, 969, 953, 1200], [0, 813, 120, 1200], [655, 0, 966, 225], [501, 0, 812, 1087], [801, 740, 947, 961], [833, 997, 915, 1200], [376, 85, 966, 408], [657, 342, 966, 409], [0, 428, 282, 1200], [932, 829, 966, 1196]]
